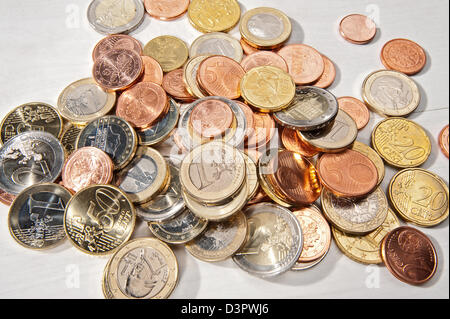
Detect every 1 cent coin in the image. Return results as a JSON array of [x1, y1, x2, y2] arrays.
[[337, 96, 370, 130], [381, 39, 427, 75], [240, 51, 288, 72], [190, 99, 234, 138], [381, 226, 437, 285], [116, 82, 169, 129], [144, 0, 189, 20], [162, 69, 194, 102], [439, 125, 449, 158], [62, 147, 114, 193], [339, 14, 377, 44], [278, 44, 325, 85], [93, 49, 143, 92], [92, 34, 143, 61]]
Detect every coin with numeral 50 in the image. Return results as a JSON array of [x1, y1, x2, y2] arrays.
[[64, 185, 136, 255]]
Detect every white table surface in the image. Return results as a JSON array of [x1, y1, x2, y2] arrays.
[[0, 0, 448, 299]]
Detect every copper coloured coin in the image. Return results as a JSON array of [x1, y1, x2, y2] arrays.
[[234, 101, 255, 141], [92, 34, 143, 61], [381, 226, 437, 285], [162, 69, 194, 102], [197, 55, 245, 99], [144, 0, 189, 21], [317, 149, 378, 198], [267, 150, 322, 206], [281, 127, 319, 158], [0, 189, 15, 206], [93, 49, 143, 92], [190, 99, 234, 138], [245, 112, 275, 149], [116, 82, 168, 129], [240, 38, 261, 55], [339, 14, 377, 44], [311, 55, 336, 89], [241, 51, 288, 72], [439, 125, 449, 158], [278, 44, 324, 85], [140, 56, 164, 85], [337, 96, 370, 130], [62, 147, 114, 193], [381, 39, 427, 75]]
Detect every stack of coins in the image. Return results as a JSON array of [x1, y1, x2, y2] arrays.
[[0, 0, 448, 298]]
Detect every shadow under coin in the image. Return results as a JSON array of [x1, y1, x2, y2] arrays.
[[170, 245, 201, 299], [407, 80, 429, 115], [287, 17, 304, 44], [261, 240, 343, 286]]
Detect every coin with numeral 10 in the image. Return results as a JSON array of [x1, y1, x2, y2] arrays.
[[372, 117, 431, 168], [64, 185, 136, 255]]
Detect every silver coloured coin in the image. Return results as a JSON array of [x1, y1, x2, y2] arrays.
[[178, 96, 247, 150], [190, 32, 243, 62], [274, 86, 339, 131], [8, 183, 72, 250], [232, 203, 303, 278], [137, 164, 185, 222], [0, 131, 65, 195], [247, 13, 284, 41], [57, 78, 116, 124], [138, 99, 180, 146], [76, 115, 138, 170], [148, 208, 208, 244], [87, 0, 145, 35]]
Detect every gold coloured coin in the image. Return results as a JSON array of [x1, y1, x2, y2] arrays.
[[1, 102, 63, 145], [241, 66, 296, 112], [362, 70, 420, 117], [143, 36, 189, 73], [102, 257, 114, 299], [332, 209, 400, 264], [8, 183, 72, 250], [180, 141, 246, 204], [60, 124, 83, 157], [188, 0, 241, 33], [240, 7, 292, 49], [115, 147, 169, 205], [64, 184, 136, 255], [372, 117, 431, 168], [351, 141, 385, 186], [321, 187, 389, 235], [148, 208, 208, 244], [389, 168, 449, 227], [182, 181, 248, 221], [57, 78, 116, 125], [298, 110, 358, 153], [106, 238, 178, 299], [183, 55, 210, 98], [242, 152, 259, 201], [185, 211, 248, 262]]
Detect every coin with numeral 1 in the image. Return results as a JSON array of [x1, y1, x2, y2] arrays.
[[372, 117, 431, 168], [8, 183, 72, 250], [389, 168, 449, 227], [106, 238, 179, 299], [76, 116, 138, 170], [64, 185, 136, 255], [298, 110, 358, 153]]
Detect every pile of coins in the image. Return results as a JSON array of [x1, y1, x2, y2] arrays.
[[1, 0, 449, 298]]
